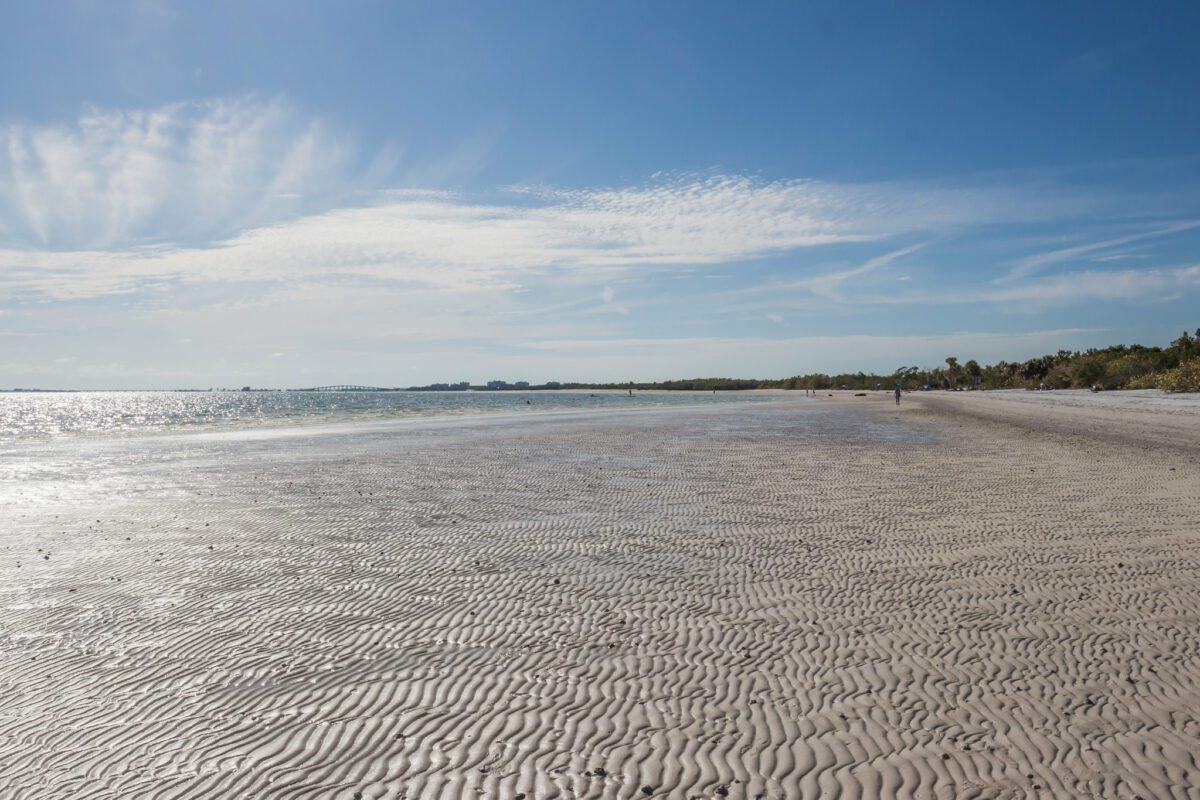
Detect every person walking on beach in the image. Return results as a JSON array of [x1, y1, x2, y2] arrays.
[[894, 386, 902, 405]]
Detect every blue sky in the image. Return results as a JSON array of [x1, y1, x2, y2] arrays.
[[2, 1, 1199, 388]]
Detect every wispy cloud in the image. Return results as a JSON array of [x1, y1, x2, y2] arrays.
[[837, 264, 1200, 310], [0, 181, 862, 299], [983, 264, 1200, 307], [0, 97, 384, 250], [0, 96, 1155, 303], [513, 329, 1109, 376], [791, 242, 926, 300], [0, 170, 962, 300], [1004, 219, 1200, 280], [521, 329, 1104, 352]]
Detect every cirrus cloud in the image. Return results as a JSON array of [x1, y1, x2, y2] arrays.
[[0, 96, 1144, 303], [0, 96, 381, 250]]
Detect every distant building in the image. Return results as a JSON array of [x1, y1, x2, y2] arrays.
[[486, 380, 508, 389], [513, 381, 530, 388]]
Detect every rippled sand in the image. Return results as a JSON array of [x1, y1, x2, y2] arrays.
[[3, 398, 1199, 798]]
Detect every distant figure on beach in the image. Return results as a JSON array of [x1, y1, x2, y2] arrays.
[[894, 386, 902, 405]]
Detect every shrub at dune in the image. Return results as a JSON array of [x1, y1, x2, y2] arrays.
[[1132, 359, 1200, 393]]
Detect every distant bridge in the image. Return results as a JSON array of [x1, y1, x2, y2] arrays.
[[292, 385, 394, 392]]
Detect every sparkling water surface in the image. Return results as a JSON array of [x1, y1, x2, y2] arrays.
[[0, 390, 782, 440]]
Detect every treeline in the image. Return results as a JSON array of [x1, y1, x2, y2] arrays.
[[559, 378, 761, 391], [775, 327, 1200, 392], [565, 327, 1200, 393]]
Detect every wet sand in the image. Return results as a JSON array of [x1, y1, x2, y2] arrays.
[[2, 397, 1199, 798]]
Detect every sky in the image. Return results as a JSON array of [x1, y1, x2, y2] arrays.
[[2, 1, 1200, 388]]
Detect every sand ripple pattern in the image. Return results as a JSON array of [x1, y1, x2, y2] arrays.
[[2, 403, 1199, 798]]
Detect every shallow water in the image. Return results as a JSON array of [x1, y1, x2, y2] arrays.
[[0, 390, 781, 440]]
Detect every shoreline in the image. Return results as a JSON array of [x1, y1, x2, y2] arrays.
[[9, 385, 1200, 448], [0, 390, 804, 446]]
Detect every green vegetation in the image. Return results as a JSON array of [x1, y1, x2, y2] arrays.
[[559, 378, 761, 392], [1131, 356, 1200, 393], [565, 327, 1200, 393]]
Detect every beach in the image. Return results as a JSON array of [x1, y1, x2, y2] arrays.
[[3, 393, 1199, 799]]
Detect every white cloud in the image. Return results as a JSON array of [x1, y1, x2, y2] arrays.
[[717, 255, 1200, 314], [845, 265, 1200, 309], [788, 242, 926, 300], [1003, 219, 1200, 280], [0, 171, 1133, 302], [980, 264, 1200, 307], [0, 177, 881, 300], [518, 329, 1098, 351], [0, 98, 1141, 302], [512, 329, 1108, 377], [0, 97, 376, 250]]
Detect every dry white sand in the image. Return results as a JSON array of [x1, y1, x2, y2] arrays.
[[903, 388, 1200, 454], [2, 398, 1199, 799]]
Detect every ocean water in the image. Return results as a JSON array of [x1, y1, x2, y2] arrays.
[[0, 390, 781, 440]]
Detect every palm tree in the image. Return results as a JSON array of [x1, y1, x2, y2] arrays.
[[965, 359, 982, 388], [945, 356, 961, 389]]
